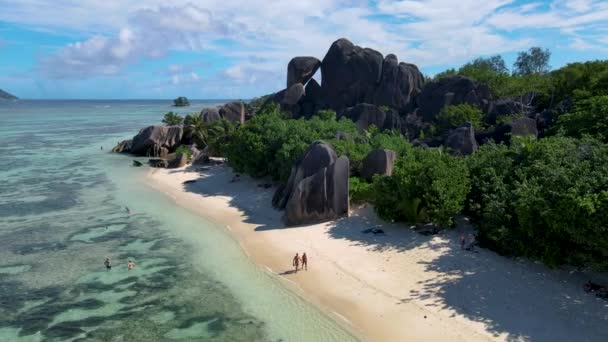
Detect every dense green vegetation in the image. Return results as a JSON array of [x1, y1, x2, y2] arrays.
[[162, 112, 184, 125], [467, 137, 608, 268], [436, 104, 483, 130]]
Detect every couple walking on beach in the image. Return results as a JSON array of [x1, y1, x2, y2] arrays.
[[292, 253, 308, 273]]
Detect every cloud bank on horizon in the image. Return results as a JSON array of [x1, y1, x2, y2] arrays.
[[0, 0, 607, 99]]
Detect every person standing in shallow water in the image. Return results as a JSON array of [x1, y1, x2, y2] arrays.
[[127, 260, 135, 271], [301, 253, 308, 271], [292, 253, 300, 273], [104, 257, 112, 271]]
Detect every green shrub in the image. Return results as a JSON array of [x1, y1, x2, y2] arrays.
[[162, 112, 183, 125], [466, 137, 608, 269], [349, 177, 374, 203], [553, 95, 608, 142], [373, 148, 470, 226], [436, 104, 483, 130], [174, 145, 192, 160]]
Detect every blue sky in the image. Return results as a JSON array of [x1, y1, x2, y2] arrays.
[[0, 0, 607, 99]]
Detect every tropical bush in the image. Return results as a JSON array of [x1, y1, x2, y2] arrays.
[[162, 112, 183, 125], [553, 96, 608, 142], [349, 177, 374, 203], [466, 137, 608, 269], [436, 104, 484, 130], [373, 148, 470, 226]]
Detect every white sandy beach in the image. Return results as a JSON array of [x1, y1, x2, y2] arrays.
[[145, 164, 608, 342]]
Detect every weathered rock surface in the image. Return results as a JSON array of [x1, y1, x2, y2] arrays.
[[361, 149, 397, 181], [485, 99, 531, 125], [417, 76, 491, 122], [111, 139, 132, 153], [168, 153, 188, 168], [130, 126, 183, 157], [297, 79, 324, 119], [446, 122, 478, 156], [148, 158, 168, 168], [219, 101, 246, 123], [489, 117, 539, 144], [192, 146, 210, 165], [321, 38, 383, 112], [373, 54, 424, 113], [273, 141, 349, 226], [287, 57, 321, 88], [342, 103, 401, 132], [200, 107, 221, 123]]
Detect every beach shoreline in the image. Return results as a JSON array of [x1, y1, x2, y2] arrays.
[[144, 164, 608, 342]]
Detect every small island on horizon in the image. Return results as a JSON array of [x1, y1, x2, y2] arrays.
[[0, 89, 18, 100]]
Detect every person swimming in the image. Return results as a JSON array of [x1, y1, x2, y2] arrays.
[[104, 257, 112, 271], [125, 206, 131, 214], [127, 260, 135, 271]]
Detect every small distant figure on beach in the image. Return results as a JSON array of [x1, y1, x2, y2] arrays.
[[292, 253, 301, 273], [125, 206, 131, 215], [104, 257, 112, 271], [464, 233, 477, 251], [230, 174, 241, 183], [302, 253, 308, 271], [127, 260, 135, 271]]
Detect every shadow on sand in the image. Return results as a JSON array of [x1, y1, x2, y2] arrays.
[[178, 165, 608, 342]]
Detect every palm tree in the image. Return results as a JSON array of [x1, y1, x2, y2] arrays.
[[207, 119, 237, 156]]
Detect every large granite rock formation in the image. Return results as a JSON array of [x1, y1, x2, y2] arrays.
[[446, 122, 478, 156], [111, 139, 132, 153], [342, 103, 401, 132], [297, 79, 324, 119], [321, 38, 383, 113], [485, 99, 532, 125], [200, 107, 221, 123], [130, 125, 183, 157], [168, 153, 188, 168], [287, 57, 321, 88], [373, 54, 424, 113], [417, 76, 491, 122], [361, 149, 397, 181], [483, 117, 538, 145], [273, 141, 349, 226], [262, 83, 306, 118], [219, 101, 246, 123]]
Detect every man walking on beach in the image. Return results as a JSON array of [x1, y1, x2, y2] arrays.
[[293, 253, 301, 273], [302, 253, 308, 271]]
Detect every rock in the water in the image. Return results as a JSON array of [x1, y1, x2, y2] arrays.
[[373, 54, 424, 113], [283, 152, 350, 226], [361, 149, 397, 181], [219, 101, 246, 123], [342, 103, 401, 132], [446, 122, 478, 156], [287, 57, 321, 88], [130, 126, 183, 157], [111, 139, 132, 153], [321, 38, 383, 112], [168, 153, 188, 168], [200, 107, 221, 123], [417, 76, 491, 122], [148, 158, 168, 168], [132, 160, 143, 167]]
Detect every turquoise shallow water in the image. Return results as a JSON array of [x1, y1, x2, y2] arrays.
[[0, 100, 355, 342]]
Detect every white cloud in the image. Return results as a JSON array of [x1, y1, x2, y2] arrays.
[[1, 0, 607, 96]]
